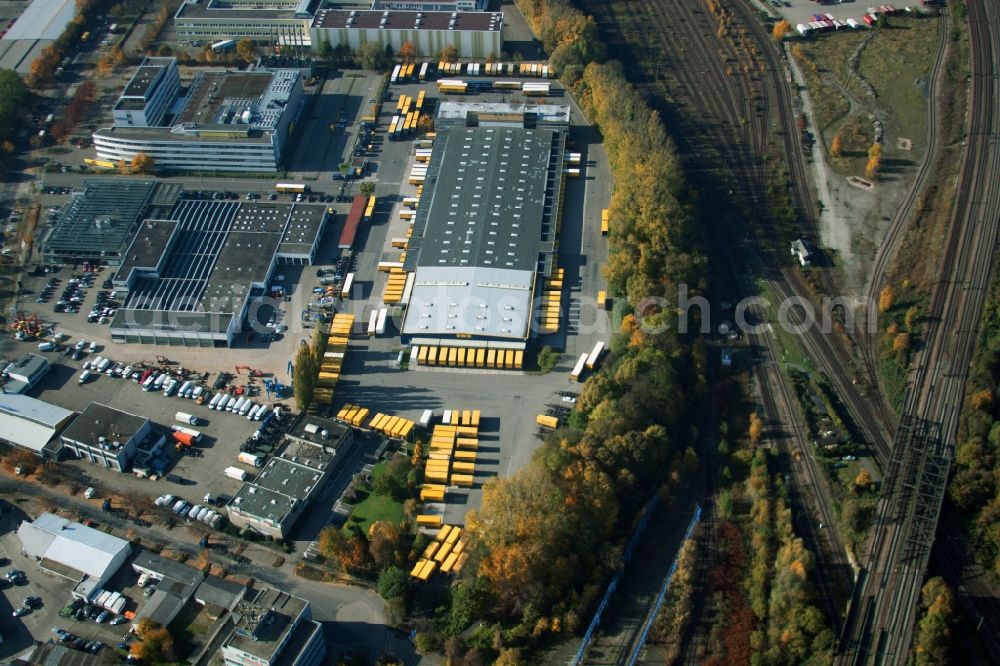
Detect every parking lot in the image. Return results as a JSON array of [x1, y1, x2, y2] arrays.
[[766, 0, 925, 26], [28, 356, 275, 508]]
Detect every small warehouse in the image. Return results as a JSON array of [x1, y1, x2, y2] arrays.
[[17, 513, 132, 600], [0, 394, 75, 457]]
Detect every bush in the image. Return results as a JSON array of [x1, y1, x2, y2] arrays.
[[377, 566, 408, 601]]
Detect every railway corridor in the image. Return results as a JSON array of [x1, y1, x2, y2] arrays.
[[836, 0, 1000, 661]]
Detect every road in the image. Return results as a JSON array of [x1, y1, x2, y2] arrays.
[[0, 477, 426, 664]]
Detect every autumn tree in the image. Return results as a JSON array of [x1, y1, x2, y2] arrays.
[[440, 45, 458, 63], [131, 619, 176, 663], [893, 332, 911, 353], [772, 20, 791, 41], [131, 152, 155, 173], [853, 469, 874, 492], [749, 412, 764, 445], [236, 38, 258, 64], [317, 525, 347, 566], [915, 577, 955, 664], [831, 134, 842, 158], [398, 40, 415, 63], [368, 520, 402, 568], [878, 284, 894, 313], [410, 441, 423, 467], [416, 113, 434, 134], [865, 142, 883, 180]]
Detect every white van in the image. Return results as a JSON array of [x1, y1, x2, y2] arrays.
[[178, 381, 192, 397], [239, 400, 254, 417], [38, 341, 56, 352], [153, 374, 167, 390], [79, 370, 92, 384], [142, 373, 158, 390], [231, 397, 246, 413], [208, 393, 223, 409], [225, 396, 238, 411]]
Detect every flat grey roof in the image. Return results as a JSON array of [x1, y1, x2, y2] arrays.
[[60, 403, 147, 447], [113, 200, 326, 335], [176, 1, 304, 19], [122, 59, 175, 99], [43, 179, 156, 257], [437, 100, 571, 126], [312, 8, 502, 31], [116, 219, 179, 281], [195, 574, 246, 609], [273, 619, 322, 666], [133, 550, 204, 585], [230, 450, 329, 525], [287, 415, 351, 449], [225, 588, 306, 660], [410, 126, 554, 272]]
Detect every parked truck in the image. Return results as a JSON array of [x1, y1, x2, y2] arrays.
[[175, 412, 198, 426], [238, 452, 263, 467]]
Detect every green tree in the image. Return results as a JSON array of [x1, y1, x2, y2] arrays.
[[358, 41, 388, 70], [377, 565, 408, 600], [915, 577, 955, 664], [359, 180, 376, 197], [293, 342, 316, 411]]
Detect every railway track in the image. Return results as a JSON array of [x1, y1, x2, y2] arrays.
[[836, 0, 1000, 661], [576, 0, 856, 645], [857, 9, 952, 433]]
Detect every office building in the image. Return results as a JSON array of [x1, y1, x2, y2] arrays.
[[113, 57, 181, 127], [93, 68, 305, 172]]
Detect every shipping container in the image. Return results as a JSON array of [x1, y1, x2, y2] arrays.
[[536, 414, 560, 429], [175, 411, 198, 426], [224, 466, 248, 481]]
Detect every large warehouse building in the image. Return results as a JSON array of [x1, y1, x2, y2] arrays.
[[110, 199, 328, 347], [310, 10, 502, 59], [93, 64, 305, 172], [0, 0, 76, 73], [400, 112, 568, 351]]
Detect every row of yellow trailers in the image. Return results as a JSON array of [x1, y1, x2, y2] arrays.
[[426, 423, 478, 487], [335, 403, 370, 427], [540, 267, 564, 334], [314, 314, 355, 404], [410, 524, 468, 579], [369, 412, 415, 440], [442, 408, 481, 427], [415, 346, 524, 369]]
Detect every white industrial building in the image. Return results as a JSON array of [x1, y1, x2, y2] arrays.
[[0, 394, 74, 457], [2, 353, 50, 394], [93, 65, 305, 172], [17, 513, 132, 600], [0, 0, 76, 73], [310, 10, 503, 59]]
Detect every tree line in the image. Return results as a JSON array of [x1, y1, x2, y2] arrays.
[[950, 263, 1000, 581], [0, 70, 30, 175]]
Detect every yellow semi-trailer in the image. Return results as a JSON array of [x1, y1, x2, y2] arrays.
[[536, 414, 560, 429]]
